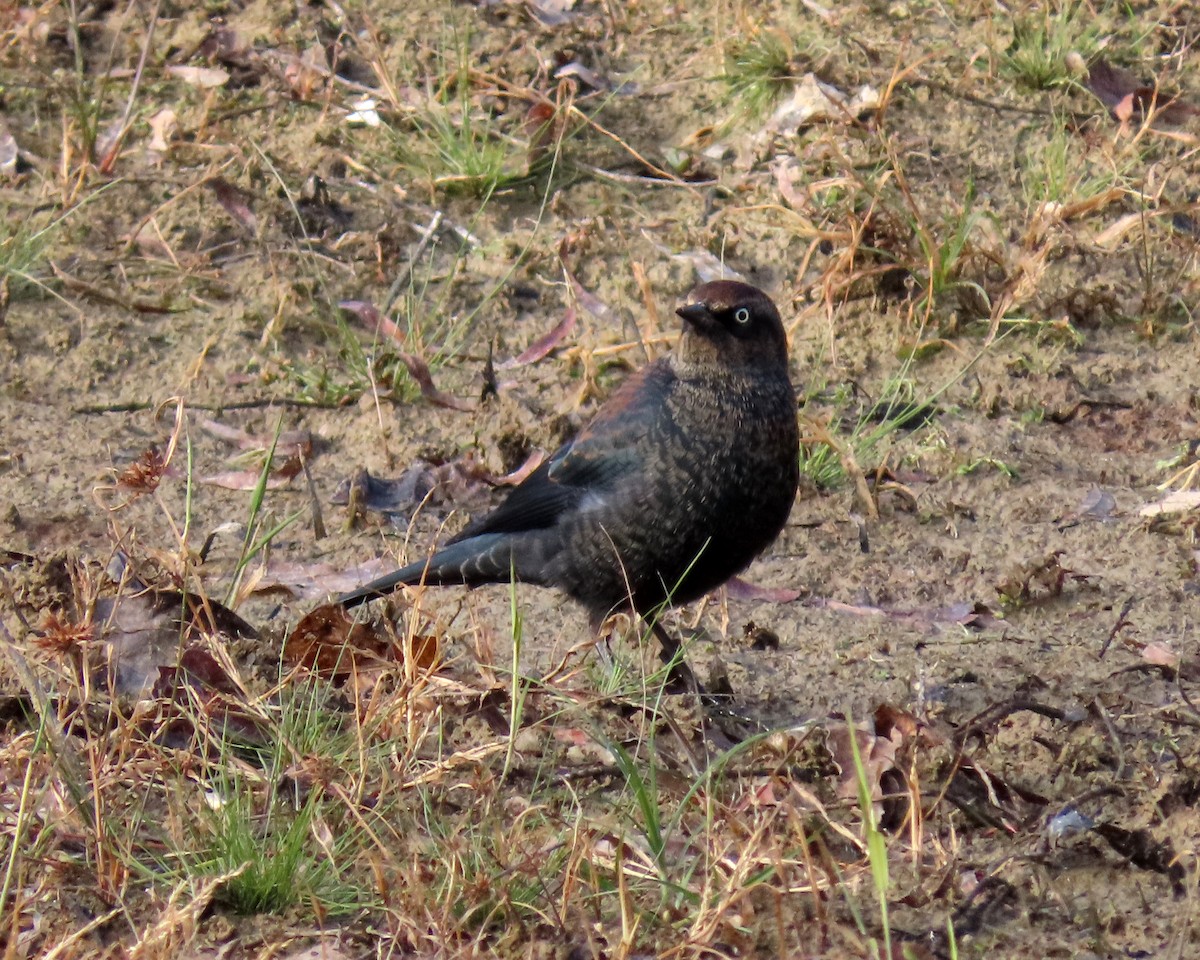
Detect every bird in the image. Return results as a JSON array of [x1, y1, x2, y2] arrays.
[[339, 279, 800, 685]]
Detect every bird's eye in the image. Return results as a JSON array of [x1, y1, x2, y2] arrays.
[[734, 307, 751, 325]]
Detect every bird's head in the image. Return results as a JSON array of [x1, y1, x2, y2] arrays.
[[674, 280, 790, 375]]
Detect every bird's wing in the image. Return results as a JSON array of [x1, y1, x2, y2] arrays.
[[451, 360, 676, 540], [450, 456, 578, 538], [547, 359, 675, 487]]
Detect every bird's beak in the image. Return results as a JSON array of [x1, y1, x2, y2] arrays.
[[676, 302, 712, 327]]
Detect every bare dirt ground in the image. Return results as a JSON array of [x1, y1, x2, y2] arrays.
[[2, 1, 1200, 957]]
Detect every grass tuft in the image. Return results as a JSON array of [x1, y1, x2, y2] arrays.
[[723, 28, 801, 119], [1002, 3, 1100, 91]]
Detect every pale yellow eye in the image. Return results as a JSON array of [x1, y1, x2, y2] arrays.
[[734, 307, 751, 324]]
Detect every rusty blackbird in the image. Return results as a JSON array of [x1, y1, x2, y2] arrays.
[[339, 280, 800, 673]]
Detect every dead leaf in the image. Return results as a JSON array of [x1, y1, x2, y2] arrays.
[[198, 418, 313, 458], [996, 550, 1092, 605], [152, 647, 269, 750], [283, 43, 327, 99], [731, 780, 781, 813], [146, 108, 177, 158], [825, 705, 931, 819], [499, 307, 576, 368], [1084, 57, 1198, 127], [92, 591, 254, 698], [340, 299, 402, 340], [205, 177, 257, 234], [669, 249, 749, 285], [825, 714, 898, 809], [1141, 641, 1180, 668], [200, 455, 303, 490], [331, 453, 541, 518], [397, 352, 473, 411], [524, 101, 558, 169], [1140, 490, 1200, 517], [526, 0, 577, 26], [251, 558, 394, 600], [1059, 487, 1118, 528], [156, 646, 241, 697], [167, 65, 231, 88], [565, 269, 621, 328], [0, 119, 18, 175], [332, 463, 443, 514], [284, 604, 438, 681], [764, 74, 880, 138], [773, 157, 806, 210], [1077, 487, 1117, 520], [196, 25, 250, 68]]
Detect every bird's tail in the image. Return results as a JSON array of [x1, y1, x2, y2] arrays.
[[337, 533, 519, 608]]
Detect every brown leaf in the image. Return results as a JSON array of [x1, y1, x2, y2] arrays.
[[1141, 640, 1180, 668], [154, 647, 241, 697], [764, 74, 880, 136], [284, 604, 438, 681], [1085, 57, 1199, 127], [331, 463, 443, 513], [251, 558, 393, 600], [340, 299, 404, 341], [824, 705, 932, 819], [825, 716, 898, 806], [996, 550, 1091, 604], [499, 306, 576, 368], [773, 157, 806, 210], [524, 101, 558, 170], [397, 352, 473, 411], [92, 591, 252, 698], [205, 177, 257, 234], [199, 454, 303, 490], [495, 450, 546, 486], [94, 593, 181, 697], [283, 43, 328, 99], [198, 418, 313, 458], [196, 25, 249, 66], [565, 268, 620, 327]]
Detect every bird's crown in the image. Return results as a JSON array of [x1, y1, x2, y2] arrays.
[[677, 280, 783, 340]]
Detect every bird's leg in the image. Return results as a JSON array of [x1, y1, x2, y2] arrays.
[[649, 620, 704, 695], [650, 619, 753, 725]]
